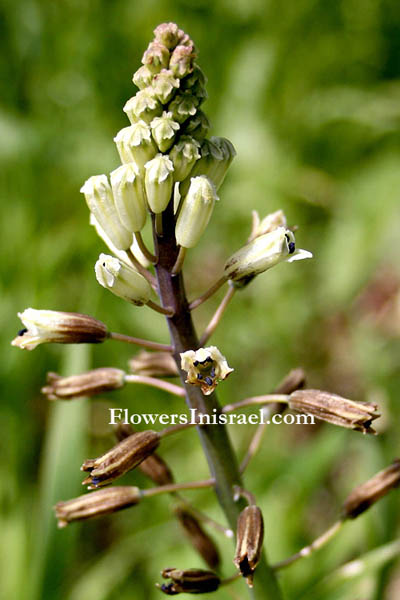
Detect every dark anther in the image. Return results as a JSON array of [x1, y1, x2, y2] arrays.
[[103, 263, 106, 267], [210, 367, 215, 377], [193, 360, 199, 366], [288, 242, 295, 254], [18, 328, 28, 336], [204, 376, 213, 386], [197, 373, 203, 380]]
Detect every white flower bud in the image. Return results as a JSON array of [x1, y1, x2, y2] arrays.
[[142, 41, 170, 74], [169, 136, 200, 182], [224, 227, 313, 286], [144, 154, 174, 213], [80, 175, 132, 250], [150, 111, 180, 153], [175, 176, 218, 248], [152, 69, 180, 104], [114, 122, 157, 172], [123, 89, 162, 124], [110, 163, 147, 233], [95, 254, 152, 305], [132, 65, 153, 90]]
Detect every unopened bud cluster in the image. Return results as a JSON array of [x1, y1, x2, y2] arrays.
[[78, 19, 238, 300]]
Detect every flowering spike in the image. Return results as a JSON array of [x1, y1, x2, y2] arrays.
[[110, 163, 147, 233], [95, 253, 152, 305], [11, 309, 108, 351], [175, 176, 218, 248]]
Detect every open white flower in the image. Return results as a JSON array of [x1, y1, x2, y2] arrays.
[[224, 227, 312, 286], [180, 346, 233, 395]]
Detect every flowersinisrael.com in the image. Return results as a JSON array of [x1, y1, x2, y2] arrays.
[[109, 408, 316, 426]]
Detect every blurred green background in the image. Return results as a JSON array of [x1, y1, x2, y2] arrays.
[[1, 0, 400, 598]]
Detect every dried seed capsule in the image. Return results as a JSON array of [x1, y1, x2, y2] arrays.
[[114, 122, 158, 172], [142, 41, 170, 74], [169, 44, 196, 79], [132, 65, 154, 90], [152, 69, 180, 105], [158, 568, 220, 595], [41, 368, 126, 400], [123, 89, 163, 124], [169, 136, 200, 182], [110, 163, 147, 233], [54, 486, 141, 528], [95, 253, 152, 305], [175, 176, 218, 248], [342, 459, 400, 518], [81, 175, 132, 250], [234, 505, 264, 587], [144, 154, 174, 213], [224, 227, 312, 287], [151, 112, 180, 153], [175, 507, 220, 570], [129, 350, 179, 378], [168, 91, 199, 124], [81, 430, 160, 489], [180, 346, 233, 396], [11, 309, 108, 351], [289, 389, 380, 434], [115, 423, 174, 486]]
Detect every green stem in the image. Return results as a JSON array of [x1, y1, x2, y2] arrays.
[[152, 205, 283, 600]]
